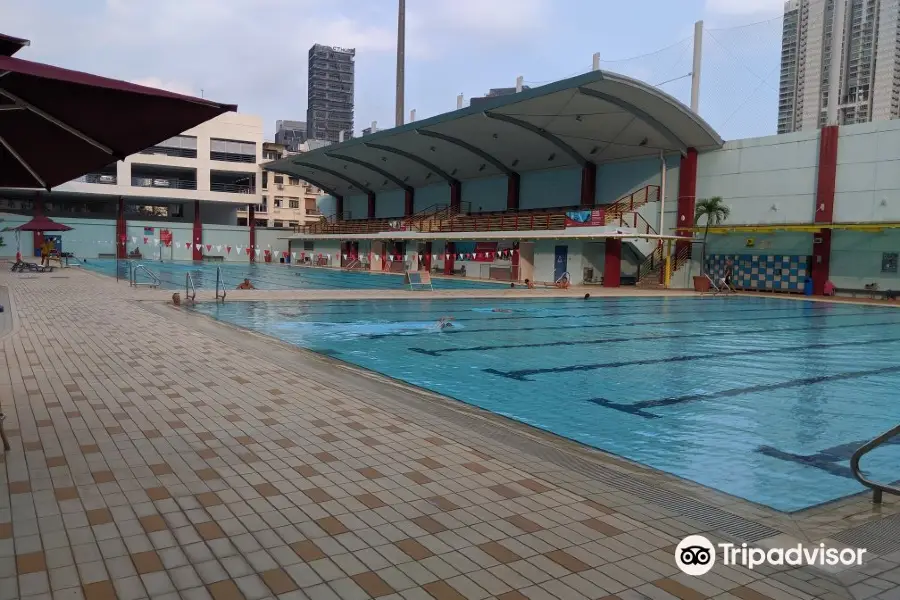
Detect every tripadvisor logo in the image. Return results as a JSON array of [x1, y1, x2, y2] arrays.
[[675, 535, 866, 576]]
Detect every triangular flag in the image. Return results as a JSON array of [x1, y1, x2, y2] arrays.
[[255, 249, 261, 256], [216, 245, 222, 252], [226, 246, 232, 254], [185, 242, 191, 249], [206, 244, 212, 252], [292, 252, 297, 258], [195, 244, 201, 251], [282, 251, 289, 258], [131, 236, 137, 244], [143, 237, 148, 244], [245, 247, 252, 255]]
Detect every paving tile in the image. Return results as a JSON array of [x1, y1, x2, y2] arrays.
[[260, 568, 299, 595], [17, 552, 47, 574], [395, 539, 434, 561], [132, 550, 165, 575], [82, 580, 118, 600], [353, 571, 396, 598], [208, 579, 247, 600], [422, 580, 468, 600], [292, 541, 327, 562]]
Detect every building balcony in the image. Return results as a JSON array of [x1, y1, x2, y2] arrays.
[[131, 176, 197, 190], [139, 146, 197, 159], [210, 182, 255, 194], [74, 173, 117, 185]]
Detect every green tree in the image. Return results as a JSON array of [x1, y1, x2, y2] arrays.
[[694, 196, 730, 270]]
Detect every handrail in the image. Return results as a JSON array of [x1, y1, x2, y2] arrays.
[[185, 272, 197, 302], [215, 267, 226, 303], [850, 424, 900, 503], [555, 271, 570, 284], [130, 263, 160, 288], [343, 258, 361, 271]]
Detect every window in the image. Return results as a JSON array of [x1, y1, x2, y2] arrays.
[[209, 138, 256, 163], [262, 171, 268, 189], [263, 150, 280, 160], [289, 199, 300, 209], [289, 177, 299, 185], [274, 198, 283, 208], [303, 241, 315, 251], [273, 221, 284, 228], [140, 135, 198, 158], [883, 252, 898, 273], [274, 175, 284, 184], [288, 221, 299, 228]]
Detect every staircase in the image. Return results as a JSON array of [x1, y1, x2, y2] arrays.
[[636, 243, 692, 288]]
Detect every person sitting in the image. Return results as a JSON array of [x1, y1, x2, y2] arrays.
[[524, 279, 535, 289], [555, 275, 570, 289], [823, 280, 836, 296], [236, 278, 255, 290], [128, 247, 142, 259]]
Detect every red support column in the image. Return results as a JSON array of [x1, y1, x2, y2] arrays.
[[603, 238, 622, 287], [676, 148, 698, 255], [506, 174, 520, 211], [812, 125, 839, 295], [248, 205, 256, 263], [580, 163, 597, 207], [115, 196, 126, 259], [444, 241, 455, 275], [367, 193, 376, 219], [511, 242, 520, 281], [192, 200, 202, 261], [450, 181, 461, 213], [404, 189, 414, 217], [423, 241, 432, 272]]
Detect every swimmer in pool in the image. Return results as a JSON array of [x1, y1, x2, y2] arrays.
[[437, 316, 454, 330], [491, 308, 512, 313]]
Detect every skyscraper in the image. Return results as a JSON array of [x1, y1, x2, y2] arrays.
[[777, 0, 900, 133], [307, 44, 355, 143]]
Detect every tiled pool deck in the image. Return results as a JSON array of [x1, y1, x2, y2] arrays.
[[1, 266, 900, 600]]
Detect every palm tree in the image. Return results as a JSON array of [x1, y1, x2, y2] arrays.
[[694, 196, 730, 271]]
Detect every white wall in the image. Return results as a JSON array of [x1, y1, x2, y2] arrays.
[[520, 167, 581, 209], [696, 129, 819, 225], [830, 230, 900, 289], [463, 177, 507, 213], [835, 120, 900, 222]]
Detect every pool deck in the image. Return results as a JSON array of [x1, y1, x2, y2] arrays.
[[2, 267, 900, 600]]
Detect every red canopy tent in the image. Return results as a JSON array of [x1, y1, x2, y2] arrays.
[[0, 39, 237, 189]]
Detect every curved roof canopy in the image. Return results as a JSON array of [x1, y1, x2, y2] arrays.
[[264, 69, 723, 197]]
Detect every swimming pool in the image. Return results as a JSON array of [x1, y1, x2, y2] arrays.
[[80, 259, 503, 290], [193, 296, 900, 512]]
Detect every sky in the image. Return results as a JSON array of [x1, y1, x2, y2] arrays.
[[0, 0, 787, 142]]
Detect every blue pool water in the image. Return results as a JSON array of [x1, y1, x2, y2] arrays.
[[80, 259, 502, 290], [192, 296, 900, 512]]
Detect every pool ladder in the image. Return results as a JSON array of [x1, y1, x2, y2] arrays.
[[215, 267, 226, 303], [185, 272, 197, 303], [850, 423, 900, 504], [130, 263, 161, 288]]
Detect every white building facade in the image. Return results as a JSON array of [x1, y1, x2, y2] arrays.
[[778, 0, 900, 133]]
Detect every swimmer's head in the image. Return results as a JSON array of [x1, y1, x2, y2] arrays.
[[584, 293, 591, 300]]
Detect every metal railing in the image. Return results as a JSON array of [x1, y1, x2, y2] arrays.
[[185, 272, 197, 302], [131, 177, 197, 190], [130, 264, 160, 288], [210, 182, 255, 194], [75, 173, 117, 185], [215, 267, 226, 303], [850, 424, 900, 504]]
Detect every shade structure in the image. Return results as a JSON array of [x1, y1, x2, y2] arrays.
[[0, 50, 237, 189], [0, 34, 29, 57], [10, 214, 72, 232]]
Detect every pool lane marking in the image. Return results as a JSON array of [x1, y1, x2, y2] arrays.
[[487, 336, 900, 381], [755, 436, 900, 480], [409, 318, 900, 356], [587, 363, 900, 419]]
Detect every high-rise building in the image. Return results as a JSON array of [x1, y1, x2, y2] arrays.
[[777, 0, 900, 133], [274, 120, 307, 152], [307, 44, 355, 143], [469, 86, 531, 107]]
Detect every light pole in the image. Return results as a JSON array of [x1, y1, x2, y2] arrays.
[[395, 0, 406, 127]]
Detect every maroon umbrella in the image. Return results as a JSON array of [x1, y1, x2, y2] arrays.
[[0, 44, 237, 189], [11, 214, 72, 232]]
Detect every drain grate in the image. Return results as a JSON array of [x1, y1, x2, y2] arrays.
[[832, 513, 900, 555], [378, 377, 783, 543]]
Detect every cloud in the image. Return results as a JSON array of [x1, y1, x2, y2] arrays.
[[705, 0, 785, 15], [129, 77, 196, 97]]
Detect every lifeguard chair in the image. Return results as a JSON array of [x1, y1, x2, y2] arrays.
[[405, 270, 433, 291]]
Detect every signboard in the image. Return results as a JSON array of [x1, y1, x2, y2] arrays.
[[159, 229, 173, 247], [565, 209, 604, 227]]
